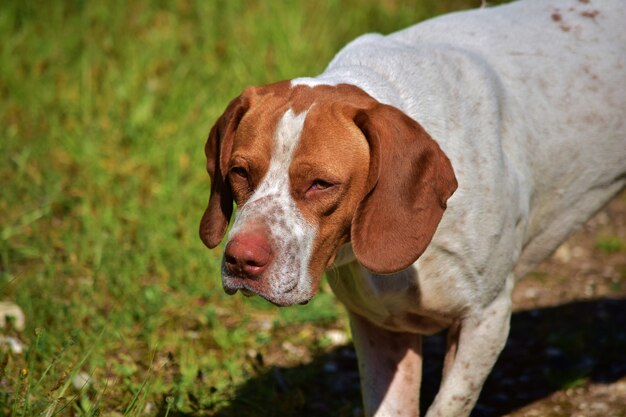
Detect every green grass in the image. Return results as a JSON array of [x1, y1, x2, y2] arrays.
[[1, 1, 489, 415], [595, 235, 625, 254]]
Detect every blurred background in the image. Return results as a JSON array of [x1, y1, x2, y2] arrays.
[[1, 1, 625, 416]]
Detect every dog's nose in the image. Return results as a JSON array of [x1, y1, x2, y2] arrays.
[[224, 232, 273, 279]]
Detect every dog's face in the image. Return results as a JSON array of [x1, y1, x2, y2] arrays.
[[200, 81, 457, 306]]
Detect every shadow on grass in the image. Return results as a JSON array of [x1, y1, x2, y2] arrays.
[[166, 298, 626, 417]]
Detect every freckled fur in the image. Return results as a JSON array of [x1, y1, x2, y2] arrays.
[[225, 110, 317, 305]]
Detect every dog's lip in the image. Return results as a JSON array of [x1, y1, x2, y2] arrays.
[[222, 282, 312, 307], [240, 288, 255, 297], [224, 287, 254, 297]]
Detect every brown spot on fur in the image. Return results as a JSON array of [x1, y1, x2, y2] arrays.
[[579, 0, 590, 3], [550, 9, 571, 32], [580, 10, 599, 20], [403, 373, 414, 385], [584, 67, 599, 81]]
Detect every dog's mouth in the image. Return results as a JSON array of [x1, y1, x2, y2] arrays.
[[224, 286, 254, 297], [223, 281, 311, 306]]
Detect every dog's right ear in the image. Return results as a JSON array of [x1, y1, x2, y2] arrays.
[[350, 103, 457, 274], [200, 93, 250, 248]]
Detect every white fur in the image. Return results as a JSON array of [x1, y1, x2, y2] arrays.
[[322, 0, 626, 328], [224, 109, 317, 305], [298, 1, 625, 416]]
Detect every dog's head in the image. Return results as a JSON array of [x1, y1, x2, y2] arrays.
[[200, 81, 457, 306]]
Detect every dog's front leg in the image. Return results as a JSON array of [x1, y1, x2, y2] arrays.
[[349, 311, 423, 417], [425, 274, 514, 417]]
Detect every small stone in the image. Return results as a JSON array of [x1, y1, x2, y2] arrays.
[[545, 347, 563, 357], [281, 341, 305, 357], [72, 372, 92, 391], [554, 244, 572, 263], [325, 329, 349, 346], [324, 361, 338, 373], [525, 288, 538, 299], [595, 212, 610, 225], [589, 402, 609, 412], [615, 380, 626, 394], [0, 336, 24, 354], [101, 412, 124, 417], [602, 266, 615, 278], [185, 331, 200, 339], [572, 246, 586, 258], [0, 302, 25, 331], [143, 402, 155, 414]]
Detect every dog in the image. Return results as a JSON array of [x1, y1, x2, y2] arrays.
[[200, 0, 626, 415]]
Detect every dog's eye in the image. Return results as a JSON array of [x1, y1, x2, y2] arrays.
[[309, 179, 333, 191], [229, 166, 255, 204], [230, 166, 248, 180]]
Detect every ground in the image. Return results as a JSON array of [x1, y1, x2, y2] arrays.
[[501, 192, 626, 416]]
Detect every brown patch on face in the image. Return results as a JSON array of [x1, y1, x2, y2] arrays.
[[225, 81, 334, 205], [246, 83, 377, 288], [551, 12, 562, 22], [287, 85, 377, 280], [217, 81, 376, 294]]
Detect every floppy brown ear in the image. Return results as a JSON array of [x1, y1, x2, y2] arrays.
[[199, 94, 250, 248], [351, 104, 457, 274]]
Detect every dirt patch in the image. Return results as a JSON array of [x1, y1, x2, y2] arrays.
[[499, 191, 626, 416], [513, 191, 626, 311]]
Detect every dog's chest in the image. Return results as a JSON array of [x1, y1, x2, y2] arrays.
[[327, 262, 458, 334]]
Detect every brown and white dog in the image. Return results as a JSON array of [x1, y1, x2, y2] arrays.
[[200, 1, 626, 415]]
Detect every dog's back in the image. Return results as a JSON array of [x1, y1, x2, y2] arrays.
[[408, 0, 626, 273]]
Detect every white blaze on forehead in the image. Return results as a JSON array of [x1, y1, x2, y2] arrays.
[[257, 108, 308, 196], [226, 108, 318, 303], [231, 108, 308, 208]]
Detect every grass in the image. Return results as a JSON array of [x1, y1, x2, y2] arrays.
[[595, 235, 625, 254], [1, 0, 501, 415]]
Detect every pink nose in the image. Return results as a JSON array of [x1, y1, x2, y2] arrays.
[[224, 232, 273, 279]]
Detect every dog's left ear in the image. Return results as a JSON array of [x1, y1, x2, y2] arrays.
[[199, 93, 250, 248], [351, 104, 457, 274]]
